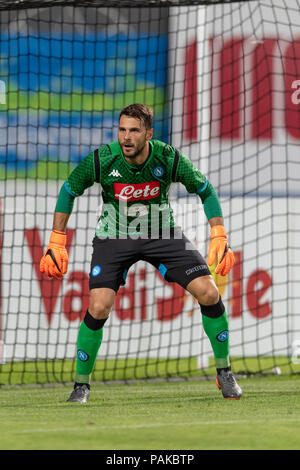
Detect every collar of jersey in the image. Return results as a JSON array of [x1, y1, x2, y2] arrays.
[[118, 140, 154, 171]]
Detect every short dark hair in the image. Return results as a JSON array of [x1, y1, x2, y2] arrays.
[[119, 103, 153, 130]]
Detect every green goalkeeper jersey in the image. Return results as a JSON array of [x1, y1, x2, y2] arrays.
[[55, 139, 222, 237]]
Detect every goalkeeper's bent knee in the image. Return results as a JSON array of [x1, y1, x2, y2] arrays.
[[83, 310, 108, 330], [199, 297, 225, 318]]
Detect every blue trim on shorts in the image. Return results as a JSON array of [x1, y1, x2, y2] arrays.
[[158, 263, 167, 279], [121, 268, 128, 285]]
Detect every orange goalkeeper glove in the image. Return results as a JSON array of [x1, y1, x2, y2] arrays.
[[207, 225, 235, 276], [40, 230, 68, 279]]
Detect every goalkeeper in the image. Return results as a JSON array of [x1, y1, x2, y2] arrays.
[[40, 103, 242, 402]]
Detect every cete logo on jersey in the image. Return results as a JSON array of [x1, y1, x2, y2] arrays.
[[114, 182, 160, 201]]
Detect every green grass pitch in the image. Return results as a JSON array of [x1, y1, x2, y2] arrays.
[[1, 375, 300, 450]]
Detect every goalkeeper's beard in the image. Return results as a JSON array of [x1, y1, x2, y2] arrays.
[[121, 141, 147, 159]]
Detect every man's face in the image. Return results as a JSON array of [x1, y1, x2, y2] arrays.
[[118, 115, 153, 159]]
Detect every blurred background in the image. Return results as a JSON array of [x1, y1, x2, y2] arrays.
[[0, 0, 299, 384]]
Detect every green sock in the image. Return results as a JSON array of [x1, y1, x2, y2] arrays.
[[202, 311, 230, 369], [75, 320, 103, 384]]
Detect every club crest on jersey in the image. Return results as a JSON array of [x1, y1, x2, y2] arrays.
[[114, 182, 160, 201], [153, 165, 165, 178], [109, 169, 122, 178]]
